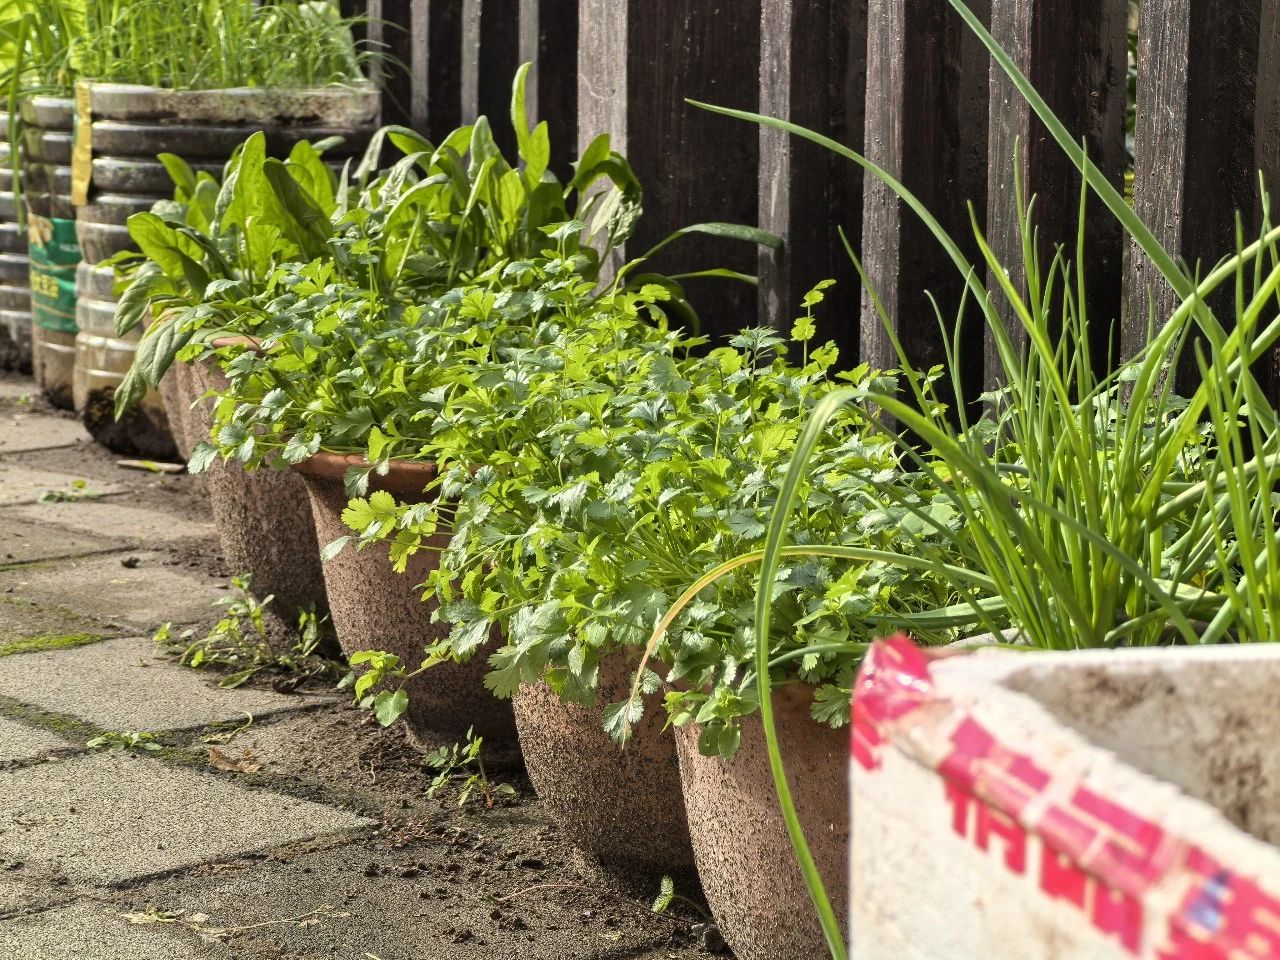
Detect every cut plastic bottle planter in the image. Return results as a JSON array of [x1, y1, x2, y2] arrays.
[[850, 637, 1280, 959]]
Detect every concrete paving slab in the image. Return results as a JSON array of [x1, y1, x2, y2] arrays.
[[0, 597, 118, 645], [6, 500, 216, 548], [0, 515, 127, 565], [0, 717, 76, 764], [0, 376, 36, 402], [0, 637, 326, 732], [0, 902, 218, 958], [0, 752, 372, 885], [0, 460, 125, 506], [0, 876, 67, 919], [0, 410, 90, 454], [0, 553, 225, 628]]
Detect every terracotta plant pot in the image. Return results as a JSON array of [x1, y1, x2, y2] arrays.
[[291, 451, 519, 763], [675, 685, 848, 960], [513, 654, 697, 883], [184, 351, 330, 647]]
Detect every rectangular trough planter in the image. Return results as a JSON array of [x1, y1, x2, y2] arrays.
[[849, 637, 1280, 959]]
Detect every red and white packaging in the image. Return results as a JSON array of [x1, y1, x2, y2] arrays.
[[850, 637, 1280, 959]]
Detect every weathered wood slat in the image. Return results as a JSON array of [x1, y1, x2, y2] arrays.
[[461, 0, 521, 155], [368, 0, 415, 128], [985, 0, 1127, 388], [758, 0, 867, 362], [861, 0, 992, 392], [518, 0, 579, 174], [1127, 0, 1280, 389], [578, 0, 762, 339], [419, 0, 462, 137]]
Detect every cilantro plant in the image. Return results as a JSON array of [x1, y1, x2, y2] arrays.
[[340, 281, 973, 756], [192, 234, 631, 481]]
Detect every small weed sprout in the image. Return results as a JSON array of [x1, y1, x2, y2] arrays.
[[37, 479, 102, 503], [156, 575, 340, 688], [423, 728, 514, 809], [87, 731, 161, 752]]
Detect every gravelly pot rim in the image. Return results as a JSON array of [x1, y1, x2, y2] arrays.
[[84, 80, 380, 127], [293, 451, 437, 499]]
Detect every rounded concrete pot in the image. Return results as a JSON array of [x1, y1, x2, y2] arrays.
[[291, 451, 519, 763], [513, 653, 696, 883], [674, 685, 849, 960], [185, 351, 329, 644]]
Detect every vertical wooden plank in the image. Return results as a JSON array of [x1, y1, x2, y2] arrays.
[[373, 0, 416, 128], [758, 0, 867, 362], [421, 0, 461, 137], [861, 0, 992, 394], [985, 0, 1127, 388], [518, 0, 579, 174], [461, 0, 521, 155], [1126, 0, 1278, 387], [578, 0, 762, 338]]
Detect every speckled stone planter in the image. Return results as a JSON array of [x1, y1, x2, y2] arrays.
[[513, 654, 696, 884], [674, 684, 848, 960], [184, 351, 329, 645], [291, 451, 519, 763]]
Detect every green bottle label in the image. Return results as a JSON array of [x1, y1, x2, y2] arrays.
[[29, 214, 80, 335]]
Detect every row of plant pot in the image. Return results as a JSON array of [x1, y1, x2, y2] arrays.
[[115, 11, 1280, 960], [162, 345, 847, 960], [112, 69, 859, 959]]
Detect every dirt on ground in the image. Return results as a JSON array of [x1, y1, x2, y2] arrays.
[[148, 690, 723, 958]]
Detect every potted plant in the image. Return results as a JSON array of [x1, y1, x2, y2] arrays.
[[670, 3, 1280, 956], [1, 1, 81, 403], [66, 0, 377, 455], [177, 66, 774, 764], [336, 272, 707, 876], [110, 134, 353, 641]]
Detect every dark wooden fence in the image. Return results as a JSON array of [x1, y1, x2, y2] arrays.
[[352, 0, 1278, 395]]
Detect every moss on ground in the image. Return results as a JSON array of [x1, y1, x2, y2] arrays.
[[0, 633, 108, 658]]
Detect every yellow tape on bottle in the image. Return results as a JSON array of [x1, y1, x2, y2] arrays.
[[70, 81, 93, 207]]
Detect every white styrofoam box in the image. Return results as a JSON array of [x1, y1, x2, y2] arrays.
[[849, 638, 1280, 959]]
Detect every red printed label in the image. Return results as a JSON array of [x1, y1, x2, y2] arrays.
[[853, 636, 1280, 959]]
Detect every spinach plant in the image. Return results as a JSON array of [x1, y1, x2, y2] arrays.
[[114, 64, 766, 428]]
